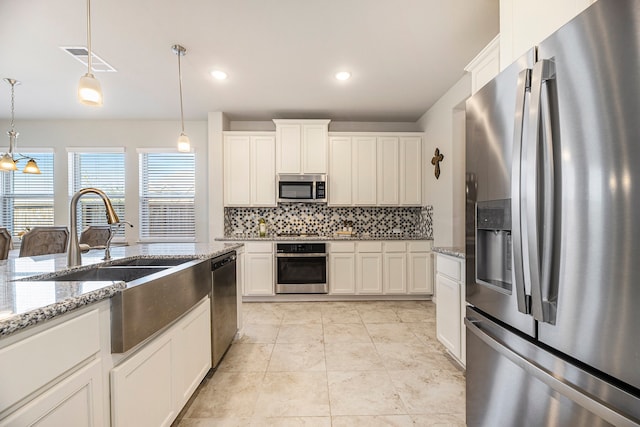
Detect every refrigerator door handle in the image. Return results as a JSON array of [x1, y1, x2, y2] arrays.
[[511, 68, 532, 315], [465, 317, 638, 427], [526, 59, 556, 324]]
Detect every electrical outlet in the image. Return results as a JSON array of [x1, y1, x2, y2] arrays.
[[392, 228, 402, 234]]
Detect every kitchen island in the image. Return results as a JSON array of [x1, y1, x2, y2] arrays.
[[0, 242, 242, 337], [0, 242, 241, 426]]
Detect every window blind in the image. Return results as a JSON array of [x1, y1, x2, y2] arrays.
[[0, 153, 55, 238], [139, 152, 195, 240], [69, 152, 126, 238]]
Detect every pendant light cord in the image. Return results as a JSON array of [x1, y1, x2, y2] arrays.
[[86, 0, 93, 75], [9, 82, 15, 131], [178, 52, 185, 133]]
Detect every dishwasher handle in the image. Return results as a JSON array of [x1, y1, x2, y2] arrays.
[[212, 254, 237, 271]]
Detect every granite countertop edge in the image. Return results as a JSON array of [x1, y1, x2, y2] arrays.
[[432, 246, 466, 259], [0, 243, 243, 338], [0, 283, 127, 337], [217, 235, 433, 242]]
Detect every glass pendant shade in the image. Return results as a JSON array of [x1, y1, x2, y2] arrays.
[[177, 133, 191, 152], [78, 73, 103, 106], [0, 153, 17, 171], [22, 159, 41, 174]]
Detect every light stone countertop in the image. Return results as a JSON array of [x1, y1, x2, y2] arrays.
[[0, 242, 242, 337], [432, 246, 465, 259]]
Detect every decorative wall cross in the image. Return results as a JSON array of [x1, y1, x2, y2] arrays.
[[431, 148, 444, 179]]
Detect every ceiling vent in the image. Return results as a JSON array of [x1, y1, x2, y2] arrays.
[[61, 46, 117, 72]]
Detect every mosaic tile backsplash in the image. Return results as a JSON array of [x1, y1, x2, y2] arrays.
[[224, 204, 433, 238]]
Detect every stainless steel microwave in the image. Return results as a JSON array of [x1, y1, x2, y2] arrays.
[[277, 174, 327, 203]]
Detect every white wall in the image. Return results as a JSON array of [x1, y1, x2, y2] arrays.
[[500, 0, 595, 68], [417, 74, 471, 247], [0, 119, 209, 242]]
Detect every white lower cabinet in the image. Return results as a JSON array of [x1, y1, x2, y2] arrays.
[[435, 253, 465, 366], [243, 242, 274, 296], [110, 298, 211, 427], [0, 302, 108, 426], [383, 242, 407, 294], [0, 359, 104, 427], [328, 240, 431, 296], [408, 242, 434, 294]]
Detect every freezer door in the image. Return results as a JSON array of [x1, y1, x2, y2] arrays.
[[465, 50, 535, 337], [533, 0, 640, 390], [465, 307, 640, 427]]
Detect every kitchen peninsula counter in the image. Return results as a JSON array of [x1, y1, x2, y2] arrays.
[[0, 242, 242, 337], [432, 246, 465, 259]]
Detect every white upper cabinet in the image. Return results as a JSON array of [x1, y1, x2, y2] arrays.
[[328, 137, 353, 206], [465, 35, 500, 94], [329, 133, 423, 207], [399, 136, 422, 206], [377, 137, 400, 206], [500, 0, 595, 68], [274, 119, 330, 174], [352, 136, 378, 206], [223, 133, 276, 207]]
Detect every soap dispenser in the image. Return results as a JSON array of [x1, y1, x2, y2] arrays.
[[258, 218, 267, 237]]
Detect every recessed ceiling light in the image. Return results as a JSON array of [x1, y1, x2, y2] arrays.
[[211, 70, 228, 80], [335, 71, 351, 81]]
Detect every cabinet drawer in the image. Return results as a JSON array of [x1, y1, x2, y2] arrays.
[[437, 254, 462, 281], [330, 242, 355, 253], [245, 242, 273, 253], [408, 241, 432, 252], [0, 308, 100, 413], [357, 241, 383, 253], [384, 241, 406, 252]]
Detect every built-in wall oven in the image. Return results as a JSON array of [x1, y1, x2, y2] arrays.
[[275, 242, 328, 294]]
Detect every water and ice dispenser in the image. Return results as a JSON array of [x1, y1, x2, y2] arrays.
[[476, 199, 513, 293]]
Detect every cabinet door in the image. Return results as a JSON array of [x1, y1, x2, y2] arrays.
[[302, 124, 328, 174], [0, 360, 104, 427], [352, 137, 377, 205], [384, 252, 407, 294], [356, 253, 383, 294], [251, 136, 276, 206], [399, 136, 422, 206], [111, 334, 175, 427], [436, 273, 461, 359], [244, 253, 274, 296], [174, 300, 211, 408], [223, 135, 251, 206], [329, 253, 356, 294], [276, 124, 301, 173], [408, 252, 433, 294], [328, 137, 352, 206], [377, 137, 399, 205]]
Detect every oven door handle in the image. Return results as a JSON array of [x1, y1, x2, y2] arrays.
[[275, 253, 327, 258]]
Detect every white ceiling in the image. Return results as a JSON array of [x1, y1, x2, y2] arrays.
[[0, 0, 499, 122]]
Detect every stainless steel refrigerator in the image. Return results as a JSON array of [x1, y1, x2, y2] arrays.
[[465, 0, 640, 425]]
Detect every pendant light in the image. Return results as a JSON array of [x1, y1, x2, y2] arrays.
[[1, 78, 40, 174], [172, 44, 191, 152], [78, 0, 103, 106]]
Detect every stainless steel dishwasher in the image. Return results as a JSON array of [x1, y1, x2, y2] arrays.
[[210, 251, 237, 367]]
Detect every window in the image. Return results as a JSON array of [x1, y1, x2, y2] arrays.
[[68, 149, 126, 238], [139, 151, 195, 241], [0, 152, 55, 239]]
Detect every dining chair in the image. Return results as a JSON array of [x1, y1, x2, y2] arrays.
[[19, 226, 70, 257], [0, 228, 11, 260], [79, 225, 112, 248]]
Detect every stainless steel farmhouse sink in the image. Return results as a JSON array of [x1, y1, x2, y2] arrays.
[[23, 256, 213, 354]]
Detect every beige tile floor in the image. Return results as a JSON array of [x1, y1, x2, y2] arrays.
[[177, 301, 465, 427]]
